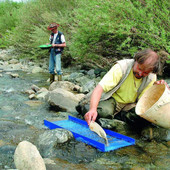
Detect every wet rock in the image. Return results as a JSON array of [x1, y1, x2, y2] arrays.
[[25, 89, 35, 95], [141, 126, 170, 141], [46, 88, 80, 113], [81, 79, 96, 94], [31, 84, 40, 92], [10, 73, 19, 78], [14, 141, 46, 170], [87, 69, 95, 78], [38, 129, 73, 157], [38, 129, 73, 145], [37, 87, 48, 93], [36, 91, 48, 100], [49, 81, 77, 92], [99, 118, 128, 133], [75, 75, 91, 87], [75, 93, 85, 101], [68, 72, 84, 82], [73, 84, 81, 92], [94, 68, 106, 77], [29, 93, 36, 99], [5, 72, 12, 75], [31, 66, 44, 73]]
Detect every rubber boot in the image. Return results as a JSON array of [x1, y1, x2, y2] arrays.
[[58, 75, 62, 81], [50, 74, 55, 84]]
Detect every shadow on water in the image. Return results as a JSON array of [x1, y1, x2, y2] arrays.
[[0, 70, 170, 169]]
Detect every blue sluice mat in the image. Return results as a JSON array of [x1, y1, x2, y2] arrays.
[[44, 115, 135, 152]]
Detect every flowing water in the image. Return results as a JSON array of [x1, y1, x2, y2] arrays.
[[0, 70, 169, 169]]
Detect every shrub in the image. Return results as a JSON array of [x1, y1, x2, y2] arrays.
[[1, 0, 169, 67]]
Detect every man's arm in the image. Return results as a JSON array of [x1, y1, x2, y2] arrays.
[[84, 84, 103, 125], [52, 42, 66, 48]]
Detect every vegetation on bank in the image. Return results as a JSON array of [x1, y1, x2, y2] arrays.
[[0, 0, 169, 69]]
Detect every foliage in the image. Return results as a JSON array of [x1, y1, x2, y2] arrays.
[[0, 0, 169, 66], [4, 0, 76, 59], [0, 0, 23, 48], [69, 0, 169, 61]]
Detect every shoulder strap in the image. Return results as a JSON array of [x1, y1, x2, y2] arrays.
[[79, 59, 135, 105], [100, 59, 134, 101], [58, 31, 63, 42]]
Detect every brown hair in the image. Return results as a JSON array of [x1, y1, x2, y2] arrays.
[[134, 49, 160, 73]]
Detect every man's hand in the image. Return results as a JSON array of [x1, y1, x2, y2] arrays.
[[84, 109, 98, 126], [154, 80, 170, 90]]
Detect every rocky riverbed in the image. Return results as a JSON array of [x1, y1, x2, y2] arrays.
[[0, 49, 170, 169]]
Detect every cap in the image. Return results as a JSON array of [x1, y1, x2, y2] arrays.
[[47, 23, 60, 30]]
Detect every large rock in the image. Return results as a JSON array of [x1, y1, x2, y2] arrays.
[[38, 129, 73, 146], [32, 66, 44, 73], [14, 141, 46, 170], [49, 81, 79, 92], [38, 129, 73, 157], [46, 88, 80, 113], [141, 126, 170, 141]]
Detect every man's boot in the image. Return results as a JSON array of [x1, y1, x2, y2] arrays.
[[50, 74, 55, 84], [58, 75, 62, 81]]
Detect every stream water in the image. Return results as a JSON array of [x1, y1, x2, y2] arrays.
[[0, 70, 169, 169]]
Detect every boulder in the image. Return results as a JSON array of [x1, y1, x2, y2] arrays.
[[14, 141, 46, 170], [46, 88, 80, 113], [32, 66, 44, 73], [36, 91, 48, 100], [49, 81, 77, 92], [38, 129, 73, 157]]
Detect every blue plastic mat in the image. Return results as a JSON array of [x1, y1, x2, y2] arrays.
[[44, 116, 135, 152]]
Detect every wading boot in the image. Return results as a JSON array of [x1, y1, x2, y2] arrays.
[[58, 75, 62, 81], [50, 74, 55, 84]]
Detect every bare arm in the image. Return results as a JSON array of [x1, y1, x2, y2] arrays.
[[84, 84, 103, 125], [52, 42, 66, 48]]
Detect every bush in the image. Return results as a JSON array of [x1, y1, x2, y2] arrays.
[[69, 0, 169, 61], [0, 0, 22, 48], [1, 0, 169, 67]]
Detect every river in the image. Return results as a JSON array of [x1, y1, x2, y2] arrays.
[[0, 69, 169, 169]]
